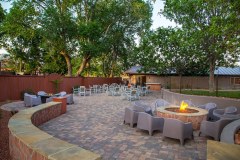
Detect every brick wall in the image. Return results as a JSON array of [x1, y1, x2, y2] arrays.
[[8, 102, 101, 160]]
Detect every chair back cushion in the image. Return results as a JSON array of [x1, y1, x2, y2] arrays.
[[225, 107, 237, 114]]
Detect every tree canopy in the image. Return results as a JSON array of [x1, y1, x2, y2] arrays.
[[0, 0, 152, 77], [162, 0, 240, 91]]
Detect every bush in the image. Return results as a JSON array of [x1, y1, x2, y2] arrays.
[[20, 89, 35, 100]]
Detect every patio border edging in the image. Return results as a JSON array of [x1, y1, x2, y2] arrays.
[[8, 102, 101, 160]]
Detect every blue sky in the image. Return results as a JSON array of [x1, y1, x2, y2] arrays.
[[0, 1, 175, 54]]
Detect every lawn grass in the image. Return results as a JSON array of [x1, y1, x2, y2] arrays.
[[177, 89, 240, 99]]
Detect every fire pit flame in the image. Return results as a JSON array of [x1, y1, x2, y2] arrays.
[[180, 101, 188, 111]]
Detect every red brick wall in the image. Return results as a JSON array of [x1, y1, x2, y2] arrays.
[[31, 104, 62, 126], [9, 133, 48, 160], [9, 103, 62, 160], [0, 74, 122, 102]]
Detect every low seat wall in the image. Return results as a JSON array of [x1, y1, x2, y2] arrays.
[[162, 89, 240, 112], [220, 119, 240, 144], [8, 102, 101, 160]]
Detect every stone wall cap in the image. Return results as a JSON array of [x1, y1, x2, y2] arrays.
[[157, 106, 208, 116]]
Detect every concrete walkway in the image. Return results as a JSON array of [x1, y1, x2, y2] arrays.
[[39, 92, 207, 160]]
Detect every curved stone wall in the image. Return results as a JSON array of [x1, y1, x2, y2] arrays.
[[162, 89, 240, 112], [8, 102, 101, 160]]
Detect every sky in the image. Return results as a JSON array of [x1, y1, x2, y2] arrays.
[[0, 0, 177, 54]]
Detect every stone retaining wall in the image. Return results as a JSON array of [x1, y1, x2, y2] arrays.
[[162, 89, 240, 112], [8, 102, 101, 160]]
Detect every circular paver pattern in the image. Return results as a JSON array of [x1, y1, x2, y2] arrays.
[[39, 92, 207, 160]]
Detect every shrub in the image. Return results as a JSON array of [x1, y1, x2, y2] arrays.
[[20, 89, 35, 100], [73, 85, 80, 89]]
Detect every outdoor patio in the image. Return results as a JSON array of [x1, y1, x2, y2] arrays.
[[38, 92, 207, 160]]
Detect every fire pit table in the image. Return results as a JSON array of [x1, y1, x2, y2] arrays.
[[157, 106, 208, 130]]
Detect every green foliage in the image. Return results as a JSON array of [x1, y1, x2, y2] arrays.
[[162, 0, 240, 91], [179, 89, 240, 99], [20, 89, 35, 100], [50, 79, 63, 93], [1, 0, 152, 77], [132, 28, 208, 76]]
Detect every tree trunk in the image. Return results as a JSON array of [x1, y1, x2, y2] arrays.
[[76, 55, 91, 76], [209, 59, 215, 93], [19, 58, 22, 72], [110, 50, 117, 78], [60, 51, 72, 76], [179, 74, 182, 93]]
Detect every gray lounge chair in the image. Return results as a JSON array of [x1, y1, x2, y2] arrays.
[[134, 101, 153, 115], [182, 100, 195, 107], [66, 94, 74, 104], [163, 118, 193, 145], [123, 107, 139, 127], [57, 91, 74, 104], [137, 112, 164, 136], [198, 103, 217, 121], [24, 93, 42, 107], [37, 91, 47, 96], [154, 99, 170, 111], [199, 118, 234, 141], [213, 106, 238, 120]]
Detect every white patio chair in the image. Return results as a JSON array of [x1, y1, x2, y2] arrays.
[[113, 87, 121, 96], [140, 87, 147, 96], [79, 86, 86, 96], [127, 90, 140, 101], [102, 84, 108, 92], [72, 87, 79, 95]]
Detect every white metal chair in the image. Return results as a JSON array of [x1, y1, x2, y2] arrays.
[[72, 87, 79, 95], [113, 87, 121, 96], [79, 86, 86, 96], [127, 90, 140, 101]]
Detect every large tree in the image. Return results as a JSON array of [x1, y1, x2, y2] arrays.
[[74, 0, 152, 76], [132, 27, 207, 75], [1, 0, 152, 77], [0, 1, 44, 74], [162, 0, 240, 92]]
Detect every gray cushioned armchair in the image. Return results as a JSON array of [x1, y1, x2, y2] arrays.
[[137, 112, 164, 136], [163, 118, 193, 145], [199, 118, 234, 141], [123, 107, 139, 127], [198, 103, 217, 121]]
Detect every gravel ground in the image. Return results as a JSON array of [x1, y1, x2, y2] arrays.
[[0, 101, 21, 160], [0, 108, 11, 160]]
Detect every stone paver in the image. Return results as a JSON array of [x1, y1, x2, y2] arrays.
[[39, 92, 207, 160]]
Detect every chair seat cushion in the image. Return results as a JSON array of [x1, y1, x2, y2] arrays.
[[145, 107, 153, 116]]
